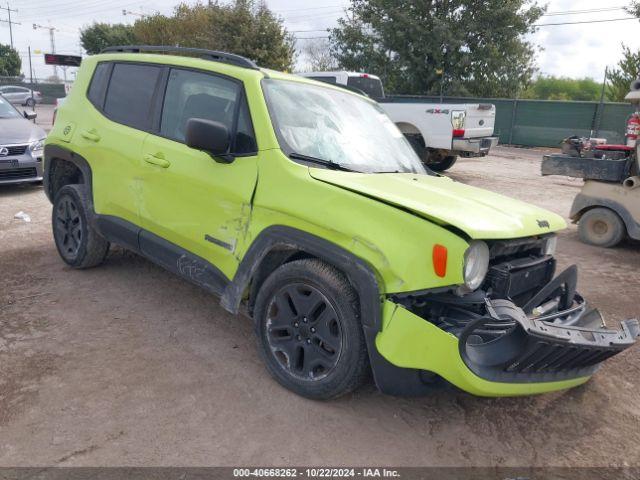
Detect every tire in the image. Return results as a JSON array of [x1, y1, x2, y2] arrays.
[[254, 259, 369, 400], [406, 135, 429, 163], [52, 184, 110, 268], [25, 98, 35, 108], [578, 207, 626, 248], [428, 155, 457, 172]]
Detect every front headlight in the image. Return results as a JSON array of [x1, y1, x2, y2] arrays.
[[30, 138, 45, 156], [542, 235, 557, 256], [462, 240, 490, 291]]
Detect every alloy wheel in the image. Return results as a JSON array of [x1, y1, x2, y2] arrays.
[[265, 283, 343, 381]]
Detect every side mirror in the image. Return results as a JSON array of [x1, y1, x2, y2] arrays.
[[185, 118, 232, 162], [24, 111, 37, 120]]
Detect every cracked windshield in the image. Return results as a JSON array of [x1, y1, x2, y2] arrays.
[[263, 79, 428, 174]]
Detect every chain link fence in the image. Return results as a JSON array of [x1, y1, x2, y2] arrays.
[[0, 76, 68, 104], [387, 95, 636, 148]]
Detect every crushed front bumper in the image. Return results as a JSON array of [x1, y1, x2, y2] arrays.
[[374, 266, 638, 397]]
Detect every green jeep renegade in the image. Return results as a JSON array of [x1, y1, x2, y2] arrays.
[[44, 46, 638, 399]]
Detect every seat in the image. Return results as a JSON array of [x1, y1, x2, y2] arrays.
[[176, 93, 232, 141]]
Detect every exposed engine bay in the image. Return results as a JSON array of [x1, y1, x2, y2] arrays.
[[393, 235, 639, 383]]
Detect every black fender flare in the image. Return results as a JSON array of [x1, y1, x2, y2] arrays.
[[43, 144, 94, 205], [222, 225, 433, 396]]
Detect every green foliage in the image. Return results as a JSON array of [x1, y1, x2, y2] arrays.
[[607, 45, 640, 102], [329, 0, 544, 97], [0, 44, 21, 77], [80, 23, 136, 55], [133, 1, 295, 71], [521, 76, 602, 101]]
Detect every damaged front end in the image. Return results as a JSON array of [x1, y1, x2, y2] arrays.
[[376, 236, 639, 396]]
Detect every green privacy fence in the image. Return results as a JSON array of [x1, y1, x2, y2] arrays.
[[386, 95, 636, 148]]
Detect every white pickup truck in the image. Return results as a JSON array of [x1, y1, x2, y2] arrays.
[[299, 71, 498, 171]]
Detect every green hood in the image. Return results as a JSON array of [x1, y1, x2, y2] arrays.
[[309, 169, 566, 239]]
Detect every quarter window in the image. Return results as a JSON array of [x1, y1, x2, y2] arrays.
[[103, 63, 161, 130], [87, 62, 111, 109]]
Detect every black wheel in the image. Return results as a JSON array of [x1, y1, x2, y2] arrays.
[[52, 184, 110, 268], [578, 208, 626, 248], [254, 259, 369, 399], [428, 155, 457, 172], [25, 98, 35, 108]]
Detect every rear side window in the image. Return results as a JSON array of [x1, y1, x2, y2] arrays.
[[160, 68, 256, 154], [347, 76, 384, 98], [309, 76, 337, 84], [104, 63, 162, 130], [87, 62, 111, 108]]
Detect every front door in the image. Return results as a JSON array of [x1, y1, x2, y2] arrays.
[[140, 67, 259, 280]]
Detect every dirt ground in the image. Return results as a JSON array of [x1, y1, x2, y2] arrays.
[[1, 143, 639, 467]]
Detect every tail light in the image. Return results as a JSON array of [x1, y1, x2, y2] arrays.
[[451, 110, 466, 138]]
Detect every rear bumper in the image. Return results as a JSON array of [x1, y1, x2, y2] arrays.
[[453, 136, 498, 155], [374, 267, 638, 397]]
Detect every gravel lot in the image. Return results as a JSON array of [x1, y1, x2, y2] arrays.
[[1, 143, 639, 467]]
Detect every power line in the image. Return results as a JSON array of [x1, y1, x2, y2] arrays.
[[536, 16, 637, 26], [0, 3, 19, 48], [542, 6, 626, 16]]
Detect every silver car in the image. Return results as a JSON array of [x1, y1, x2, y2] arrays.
[[0, 85, 43, 107], [0, 94, 47, 185]]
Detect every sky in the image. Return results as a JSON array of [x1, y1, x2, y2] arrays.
[[2, 0, 639, 83]]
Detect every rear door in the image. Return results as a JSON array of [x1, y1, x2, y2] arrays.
[[80, 61, 163, 242], [1, 87, 22, 103], [139, 67, 259, 279]]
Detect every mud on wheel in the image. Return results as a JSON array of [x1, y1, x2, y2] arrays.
[[254, 259, 369, 400], [52, 184, 110, 268]]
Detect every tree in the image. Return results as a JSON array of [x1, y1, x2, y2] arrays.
[[521, 76, 602, 101], [607, 45, 640, 102], [133, 1, 295, 71], [300, 39, 338, 72], [80, 23, 136, 55], [0, 44, 21, 77], [329, 0, 544, 97]]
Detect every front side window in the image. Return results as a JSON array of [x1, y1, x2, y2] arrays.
[[161, 69, 240, 144], [103, 63, 162, 130], [263, 79, 426, 174]]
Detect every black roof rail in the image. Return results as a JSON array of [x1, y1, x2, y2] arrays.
[[100, 45, 259, 70]]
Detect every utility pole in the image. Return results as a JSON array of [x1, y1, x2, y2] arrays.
[[33, 23, 58, 78], [0, 3, 20, 48], [28, 46, 35, 113]]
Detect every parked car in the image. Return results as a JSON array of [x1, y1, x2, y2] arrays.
[[0, 94, 46, 185], [299, 71, 498, 171], [0, 85, 43, 107], [44, 46, 638, 400]]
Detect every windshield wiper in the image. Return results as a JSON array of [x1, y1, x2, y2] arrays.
[[289, 152, 359, 172]]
